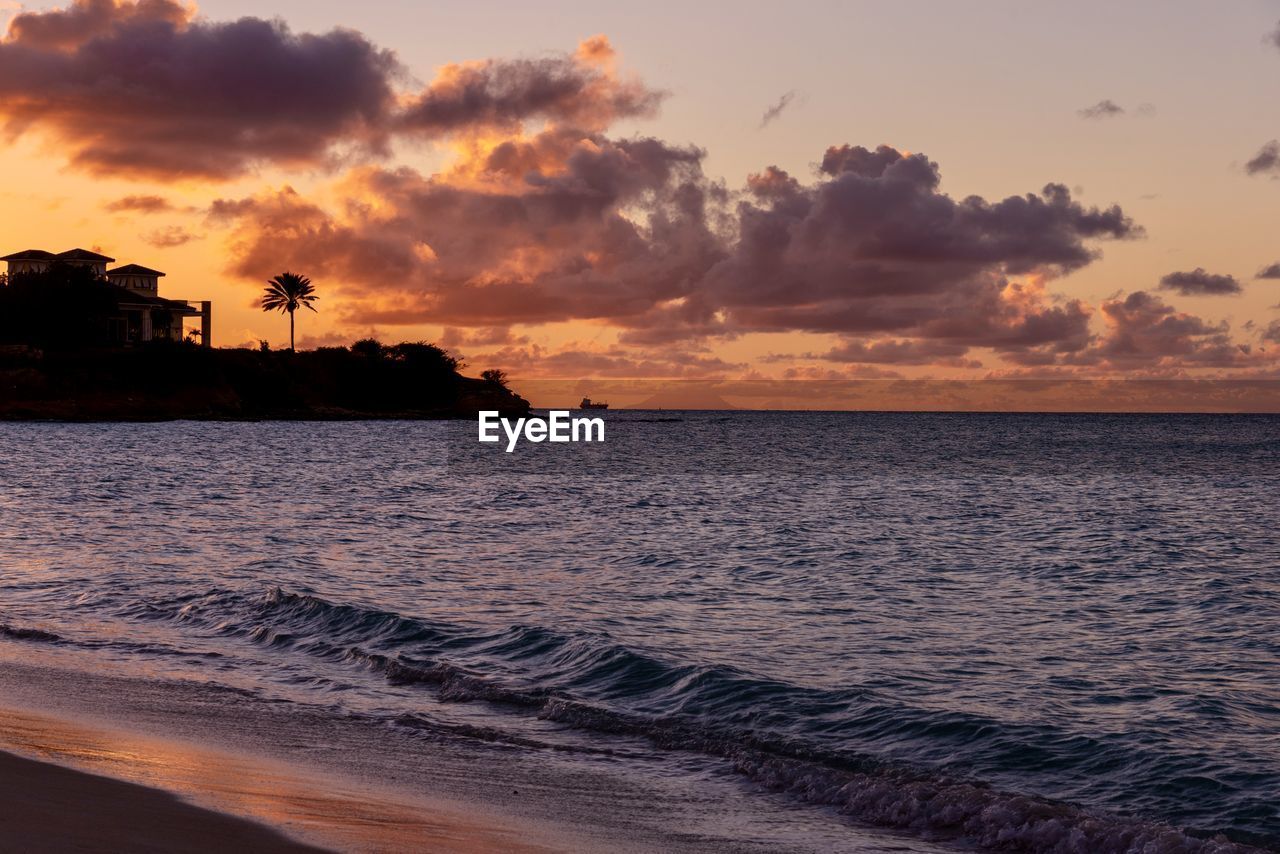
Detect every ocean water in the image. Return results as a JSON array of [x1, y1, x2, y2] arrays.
[[0, 413, 1277, 852]]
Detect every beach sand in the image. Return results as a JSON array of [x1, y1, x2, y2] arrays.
[[0, 706, 555, 853], [0, 656, 950, 853], [0, 749, 326, 853]]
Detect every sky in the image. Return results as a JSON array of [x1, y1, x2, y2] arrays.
[[1, 0, 1279, 388]]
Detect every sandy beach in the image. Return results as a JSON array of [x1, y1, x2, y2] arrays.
[[0, 749, 325, 853], [0, 655, 932, 853], [0, 703, 560, 853]]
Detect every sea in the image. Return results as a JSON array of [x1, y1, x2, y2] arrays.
[[0, 412, 1277, 852]]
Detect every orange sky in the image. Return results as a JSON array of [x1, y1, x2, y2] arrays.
[[2, 0, 1279, 391]]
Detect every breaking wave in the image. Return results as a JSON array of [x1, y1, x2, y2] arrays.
[[117, 586, 1272, 853], [0, 623, 62, 643]]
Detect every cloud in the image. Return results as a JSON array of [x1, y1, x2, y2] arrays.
[[213, 127, 725, 328], [0, 0, 401, 179], [439, 326, 531, 350], [817, 338, 981, 368], [759, 90, 797, 129], [1075, 291, 1261, 371], [214, 135, 1140, 373], [692, 146, 1138, 360], [1269, 20, 1280, 51], [142, 224, 201, 247], [4, 0, 188, 49], [1158, 267, 1242, 296], [398, 35, 663, 136], [105, 194, 175, 214], [294, 328, 383, 350], [465, 343, 744, 379], [1245, 141, 1280, 176], [1255, 263, 1280, 279], [1078, 99, 1125, 119], [0, 7, 664, 184], [1077, 100, 1154, 120]]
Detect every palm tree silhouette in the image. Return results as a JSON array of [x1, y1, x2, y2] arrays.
[[261, 272, 317, 352]]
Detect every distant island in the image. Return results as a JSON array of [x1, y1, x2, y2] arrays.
[[0, 257, 528, 421]]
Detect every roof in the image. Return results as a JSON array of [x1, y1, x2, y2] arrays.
[[107, 264, 165, 277], [56, 248, 115, 263], [0, 249, 57, 261]]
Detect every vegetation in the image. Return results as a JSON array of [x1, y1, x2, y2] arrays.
[[260, 272, 318, 351], [0, 266, 526, 420], [0, 338, 528, 421], [0, 264, 124, 349]]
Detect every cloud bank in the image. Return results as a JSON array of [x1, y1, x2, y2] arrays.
[[213, 134, 1145, 373], [2, 1, 1269, 379], [0, 0, 401, 179], [0, 1, 659, 181]]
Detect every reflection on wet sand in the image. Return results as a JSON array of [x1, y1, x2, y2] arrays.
[[0, 706, 552, 853]]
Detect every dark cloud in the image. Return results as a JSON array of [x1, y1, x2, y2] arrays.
[[399, 35, 663, 136], [0, 0, 400, 179], [1269, 20, 1280, 51], [1245, 141, 1280, 176], [759, 91, 797, 129], [1079, 100, 1125, 119], [0, 8, 665, 182], [1076, 291, 1256, 370], [694, 146, 1138, 361], [1158, 268, 1242, 296], [104, 194, 174, 213], [819, 144, 924, 179], [1256, 262, 1280, 279], [1263, 320, 1280, 344], [4, 0, 188, 49], [215, 138, 1138, 369]]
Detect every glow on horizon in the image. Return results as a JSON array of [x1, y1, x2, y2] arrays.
[[0, 0, 1277, 386]]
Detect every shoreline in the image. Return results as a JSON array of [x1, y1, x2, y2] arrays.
[[0, 748, 327, 853], [0, 702, 559, 853], [0, 654, 941, 853]]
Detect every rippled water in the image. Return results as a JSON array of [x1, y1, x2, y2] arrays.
[[1, 413, 1277, 851]]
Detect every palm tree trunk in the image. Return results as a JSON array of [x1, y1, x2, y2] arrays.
[[289, 309, 295, 352]]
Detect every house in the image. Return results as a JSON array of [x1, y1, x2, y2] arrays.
[[1, 248, 212, 347]]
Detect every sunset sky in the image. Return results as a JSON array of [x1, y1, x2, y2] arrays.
[[2, 0, 1279, 382]]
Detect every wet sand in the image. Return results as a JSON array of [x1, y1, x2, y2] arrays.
[[0, 656, 951, 853], [0, 706, 556, 853], [0, 749, 326, 853]]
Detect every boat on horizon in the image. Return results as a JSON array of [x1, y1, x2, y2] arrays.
[[579, 397, 609, 410]]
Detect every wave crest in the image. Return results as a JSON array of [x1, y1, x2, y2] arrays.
[[130, 587, 1266, 853]]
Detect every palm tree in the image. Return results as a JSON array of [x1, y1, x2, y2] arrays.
[[260, 272, 317, 352]]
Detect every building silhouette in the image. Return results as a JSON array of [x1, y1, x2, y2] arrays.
[[1, 248, 212, 346]]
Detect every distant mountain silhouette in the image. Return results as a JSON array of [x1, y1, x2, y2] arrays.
[[632, 387, 736, 410]]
